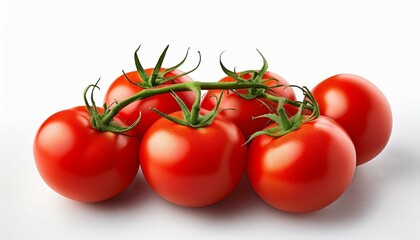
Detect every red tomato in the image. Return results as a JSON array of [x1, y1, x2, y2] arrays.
[[140, 111, 247, 207], [247, 116, 356, 213], [33, 106, 139, 202], [201, 71, 296, 139], [312, 74, 392, 165], [104, 70, 196, 140]]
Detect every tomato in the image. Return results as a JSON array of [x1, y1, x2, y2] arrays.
[[139, 111, 247, 207], [247, 116, 356, 213], [104, 70, 196, 140], [312, 74, 392, 165], [201, 71, 296, 139], [33, 106, 139, 202]]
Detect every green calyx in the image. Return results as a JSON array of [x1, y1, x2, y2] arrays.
[[247, 86, 320, 142], [151, 86, 225, 128], [220, 49, 281, 100], [84, 79, 140, 133], [124, 45, 201, 88]]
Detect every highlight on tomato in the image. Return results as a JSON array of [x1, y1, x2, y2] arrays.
[[33, 105, 140, 203], [104, 45, 198, 140], [246, 87, 356, 213], [201, 51, 296, 139], [311, 74, 392, 165], [139, 93, 247, 207]]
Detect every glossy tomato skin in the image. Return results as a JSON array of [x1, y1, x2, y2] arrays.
[[247, 116, 356, 213], [312, 74, 392, 165], [104, 69, 196, 140], [140, 111, 247, 207], [33, 106, 139, 203], [201, 71, 296, 139]]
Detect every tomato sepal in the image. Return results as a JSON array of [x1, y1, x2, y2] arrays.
[[247, 85, 319, 143], [219, 49, 280, 100], [151, 88, 226, 128], [83, 79, 141, 134], [128, 45, 201, 88]]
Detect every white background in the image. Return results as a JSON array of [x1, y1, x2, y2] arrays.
[[1, 1, 420, 239]]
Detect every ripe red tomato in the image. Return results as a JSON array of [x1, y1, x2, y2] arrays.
[[104, 70, 196, 140], [312, 74, 392, 165], [247, 116, 356, 213], [33, 106, 139, 202], [201, 71, 296, 139], [140, 111, 247, 207]]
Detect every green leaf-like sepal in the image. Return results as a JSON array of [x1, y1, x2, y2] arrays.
[[150, 90, 226, 128], [246, 86, 319, 144], [219, 49, 273, 100], [195, 92, 226, 127], [130, 45, 201, 88], [83, 80, 141, 134], [134, 45, 150, 87]]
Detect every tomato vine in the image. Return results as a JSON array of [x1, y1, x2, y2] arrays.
[[33, 44, 391, 210], [86, 46, 316, 134]]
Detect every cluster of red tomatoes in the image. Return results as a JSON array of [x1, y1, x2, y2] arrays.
[[33, 47, 392, 213]]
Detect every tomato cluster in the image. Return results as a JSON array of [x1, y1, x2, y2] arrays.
[[33, 46, 392, 213]]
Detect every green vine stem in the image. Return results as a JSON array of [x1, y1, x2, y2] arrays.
[[85, 80, 318, 132], [261, 92, 314, 110], [93, 81, 269, 131], [84, 46, 318, 133]]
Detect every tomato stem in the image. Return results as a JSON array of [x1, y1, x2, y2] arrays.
[[92, 81, 316, 132], [100, 81, 269, 127], [85, 46, 318, 132], [261, 92, 303, 108], [190, 86, 201, 125]]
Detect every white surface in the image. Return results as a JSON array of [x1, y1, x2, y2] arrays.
[[1, 1, 420, 239]]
